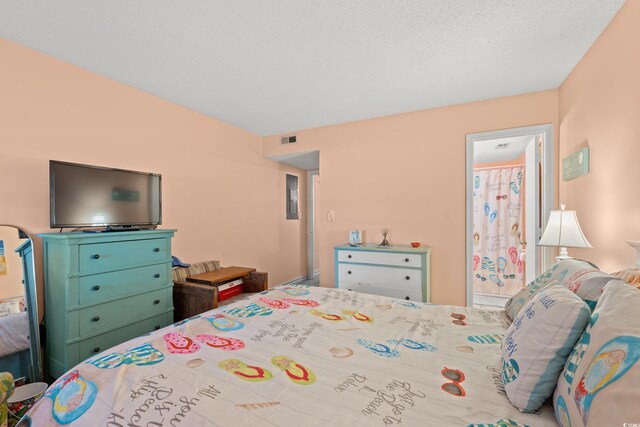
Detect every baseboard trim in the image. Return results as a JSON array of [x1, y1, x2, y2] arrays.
[[277, 276, 308, 287]]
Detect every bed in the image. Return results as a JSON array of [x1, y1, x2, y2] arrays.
[[0, 312, 30, 358], [0, 311, 31, 380], [22, 285, 559, 426]]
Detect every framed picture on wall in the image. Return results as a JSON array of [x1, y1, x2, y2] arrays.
[[349, 230, 362, 246], [286, 174, 299, 220]]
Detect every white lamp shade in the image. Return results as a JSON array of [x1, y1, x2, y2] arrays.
[[538, 210, 593, 248]]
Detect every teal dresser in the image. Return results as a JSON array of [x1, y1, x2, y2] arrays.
[[39, 229, 176, 378], [334, 244, 431, 302]]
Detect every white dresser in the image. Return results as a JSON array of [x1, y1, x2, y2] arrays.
[[334, 244, 431, 302]]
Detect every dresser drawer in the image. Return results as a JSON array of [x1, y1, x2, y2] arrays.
[[78, 264, 170, 305], [338, 264, 422, 289], [78, 312, 172, 363], [78, 288, 172, 337], [337, 250, 422, 268], [78, 238, 170, 273], [339, 281, 422, 301]]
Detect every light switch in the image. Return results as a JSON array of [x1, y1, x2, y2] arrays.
[[327, 210, 335, 222]]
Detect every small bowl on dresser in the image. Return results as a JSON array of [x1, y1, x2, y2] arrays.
[[410, 242, 421, 248]]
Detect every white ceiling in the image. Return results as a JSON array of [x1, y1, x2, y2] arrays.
[[474, 135, 534, 164], [0, 1, 626, 136]]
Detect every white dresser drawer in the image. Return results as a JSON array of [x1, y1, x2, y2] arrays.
[[337, 264, 422, 290], [334, 244, 430, 303], [338, 281, 422, 301], [338, 250, 422, 268]]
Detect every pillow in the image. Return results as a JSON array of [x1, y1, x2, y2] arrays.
[[501, 282, 591, 412], [504, 278, 557, 321], [505, 259, 611, 319], [553, 281, 640, 427], [0, 298, 21, 317], [172, 260, 220, 282], [611, 268, 640, 288], [561, 268, 617, 310]]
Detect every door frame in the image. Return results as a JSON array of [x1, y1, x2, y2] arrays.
[[465, 124, 554, 307], [306, 169, 319, 280]]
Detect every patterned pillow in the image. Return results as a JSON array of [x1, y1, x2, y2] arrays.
[[504, 259, 612, 319], [501, 282, 591, 412], [504, 279, 557, 321], [561, 268, 617, 311], [553, 281, 640, 427], [611, 268, 640, 288], [0, 298, 21, 317], [172, 260, 221, 282]]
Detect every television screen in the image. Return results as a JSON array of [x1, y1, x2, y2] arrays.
[[50, 160, 162, 229]]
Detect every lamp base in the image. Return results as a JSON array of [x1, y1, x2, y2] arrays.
[[555, 247, 572, 262]]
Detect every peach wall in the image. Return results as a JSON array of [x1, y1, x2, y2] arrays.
[[264, 91, 558, 305], [0, 39, 308, 317], [558, 0, 640, 272]]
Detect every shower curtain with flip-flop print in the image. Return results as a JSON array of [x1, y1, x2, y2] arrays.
[[473, 165, 524, 297]]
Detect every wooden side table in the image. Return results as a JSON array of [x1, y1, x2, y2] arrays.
[[173, 266, 268, 322]]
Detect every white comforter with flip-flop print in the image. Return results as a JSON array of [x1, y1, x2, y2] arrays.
[[23, 286, 558, 426]]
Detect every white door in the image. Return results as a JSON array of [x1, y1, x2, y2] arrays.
[[466, 125, 554, 307]]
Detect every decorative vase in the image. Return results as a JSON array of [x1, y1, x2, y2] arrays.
[[378, 228, 391, 247]]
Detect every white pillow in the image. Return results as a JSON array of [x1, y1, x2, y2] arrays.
[[501, 282, 591, 412], [553, 280, 640, 426], [505, 259, 610, 320], [0, 298, 21, 317], [504, 278, 558, 321]]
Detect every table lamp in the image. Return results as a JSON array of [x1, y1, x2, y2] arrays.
[[538, 204, 592, 261]]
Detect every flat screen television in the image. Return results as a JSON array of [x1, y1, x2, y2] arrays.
[[50, 160, 162, 230]]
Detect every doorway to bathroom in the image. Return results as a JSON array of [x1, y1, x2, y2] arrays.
[[465, 125, 554, 307]]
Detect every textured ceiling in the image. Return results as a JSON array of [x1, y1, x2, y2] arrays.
[[474, 135, 534, 164], [0, 1, 626, 135]]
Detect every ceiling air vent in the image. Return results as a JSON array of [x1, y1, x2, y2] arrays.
[[281, 135, 297, 144], [495, 142, 511, 150]]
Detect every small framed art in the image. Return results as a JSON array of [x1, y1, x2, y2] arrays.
[[349, 230, 362, 246]]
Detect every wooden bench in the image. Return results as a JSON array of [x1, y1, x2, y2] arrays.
[[172, 263, 268, 322]]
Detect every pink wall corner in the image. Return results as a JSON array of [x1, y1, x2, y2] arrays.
[[263, 90, 558, 306], [0, 39, 308, 317], [558, 0, 640, 272]]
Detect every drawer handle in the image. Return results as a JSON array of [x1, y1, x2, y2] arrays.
[[92, 316, 100, 322], [93, 285, 101, 291], [154, 247, 160, 252], [405, 276, 410, 280], [94, 347, 101, 353], [155, 325, 161, 330], [347, 254, 352, 259], [347, 271, 352, 275], [154, 299, 161, 305], [92, 254, 100, 260], [404, 258, 409, 262], [154, 273, 161, 278], [405, 296, 410, 300]]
